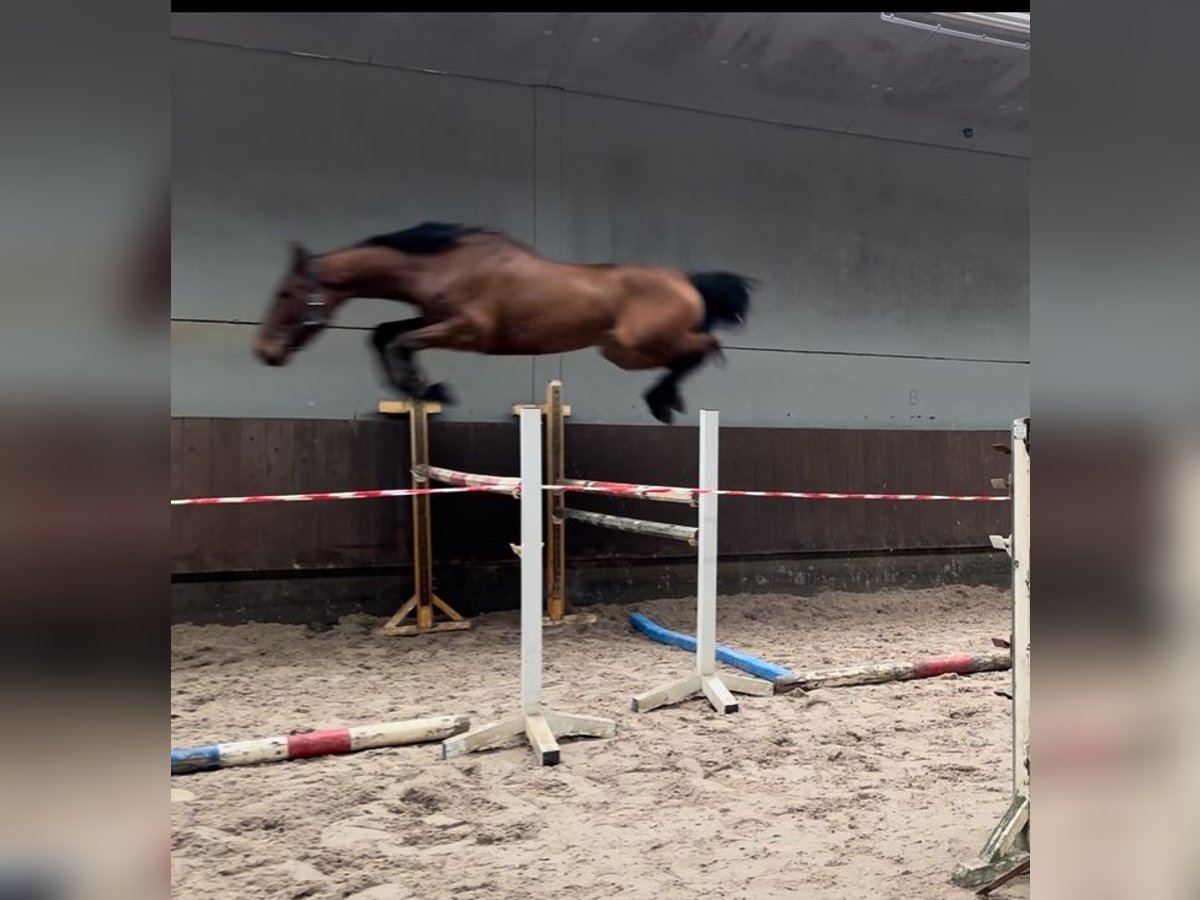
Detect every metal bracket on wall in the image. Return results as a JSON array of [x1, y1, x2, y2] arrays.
[[376, 399, 471, 637]]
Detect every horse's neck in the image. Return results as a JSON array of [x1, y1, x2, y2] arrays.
[[317, 247, 416, 304]]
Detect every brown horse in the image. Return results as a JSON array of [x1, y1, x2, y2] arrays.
[[255, 222, 754, 423]]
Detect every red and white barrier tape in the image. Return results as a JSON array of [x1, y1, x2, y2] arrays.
[[412, 470, 1008, 503], [173, 482, 1007, 507], [556, 484, 1008, 502], [170, 485, 506, 506]]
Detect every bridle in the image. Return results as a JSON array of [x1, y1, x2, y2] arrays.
[[302, 279, 330, 328], [268, 274, 330, 349]]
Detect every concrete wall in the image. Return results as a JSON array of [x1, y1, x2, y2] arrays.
[[172, 39, 1029, 427]]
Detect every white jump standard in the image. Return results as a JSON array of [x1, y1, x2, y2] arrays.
[[631, 410, 774, 714], [952, 417, 1030, 889], [440, 408, 617, 766]]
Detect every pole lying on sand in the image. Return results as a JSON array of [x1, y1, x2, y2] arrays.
[[171, 715, 470, 775], [629, 612, 1011, 694], [628, 612, 791, 682], [773, 653, 1011, 693]]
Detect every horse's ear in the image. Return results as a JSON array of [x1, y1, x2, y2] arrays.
[[289, 241, 310, 273]]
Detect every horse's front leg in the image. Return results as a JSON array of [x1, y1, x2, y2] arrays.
[[383, 315, 487, 405], [369, 319, 428, 397]]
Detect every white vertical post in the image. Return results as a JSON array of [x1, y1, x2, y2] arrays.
[[696, 410, 719, 678], [952, 416, 1030, 887], [440, 397, 615, 766], [519, 407, 543, 716], [1011, 418, 1030, 802], [630, 407, 773, 714]]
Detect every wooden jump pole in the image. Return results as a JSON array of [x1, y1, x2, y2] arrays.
[[773, 652, 1011, 693], [415, 465, 519, 492], [558, 478, 696, 505], [952, 417, 1030, 888], [376, 399, 470, 637], [563, 508, 698, 545], [629, 612, 1011, 690], [441, 408, 616, 766], [631, 410, 775, 714], [172, 715, 470, 775]]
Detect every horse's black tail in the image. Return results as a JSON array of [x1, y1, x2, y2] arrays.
[[688, 271, 756, 330]]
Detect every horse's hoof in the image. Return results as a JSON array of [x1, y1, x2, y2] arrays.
[[644, 385, 678, 424], [423, 382, 456, 405], [647, 403, 674, 425]]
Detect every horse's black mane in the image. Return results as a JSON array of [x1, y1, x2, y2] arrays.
[[359, 222, 491, 255]]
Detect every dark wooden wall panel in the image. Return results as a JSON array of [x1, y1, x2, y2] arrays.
[[171, 417, 1010, 575]]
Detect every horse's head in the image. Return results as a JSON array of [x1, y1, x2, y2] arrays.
[[255, 242, 331, 366]]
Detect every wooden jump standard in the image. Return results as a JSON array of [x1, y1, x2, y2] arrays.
[[377, 387, 764, 719], [513, 381, 698, 623], [375, 399, 471, 637], [378, 380, 697, 636]]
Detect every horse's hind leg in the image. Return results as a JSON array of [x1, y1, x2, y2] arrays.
[[645, 353, 704, 424], [644, 334, 721, 424]]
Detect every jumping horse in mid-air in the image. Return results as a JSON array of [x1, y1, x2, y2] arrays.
[[255, 222, 754, 424]]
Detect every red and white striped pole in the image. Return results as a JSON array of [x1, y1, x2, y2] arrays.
[[171, 715, 470, 775]]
